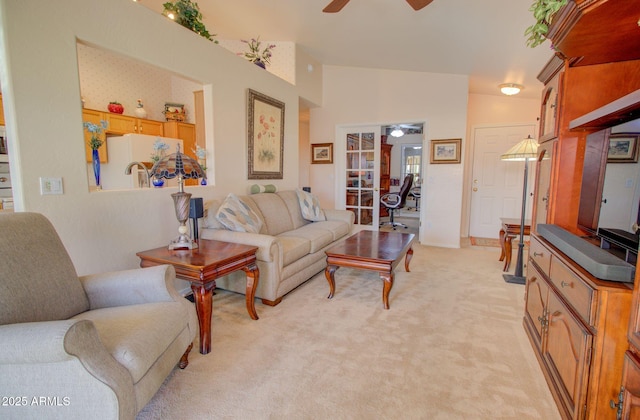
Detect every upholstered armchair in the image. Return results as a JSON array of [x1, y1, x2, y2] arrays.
[[0, 212, 198, 420]]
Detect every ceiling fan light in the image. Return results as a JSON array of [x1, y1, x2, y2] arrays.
[[390, 128, 404, 138], [499, 83, 523, 96]]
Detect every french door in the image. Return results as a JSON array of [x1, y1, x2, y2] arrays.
[[336, 125, 381, 229]]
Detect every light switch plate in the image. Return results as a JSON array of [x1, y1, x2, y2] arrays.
[[40, 177, 63, 195]]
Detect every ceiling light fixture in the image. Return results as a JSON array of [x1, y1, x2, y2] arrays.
[[499, 83, 523, 96], [390, 128, 404, 138]]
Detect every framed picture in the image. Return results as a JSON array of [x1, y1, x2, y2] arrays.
[[247, 89, 285, 179], [311, 143, 333, 164], [607, 133, 639, 163], [430, 138, 461, 164]]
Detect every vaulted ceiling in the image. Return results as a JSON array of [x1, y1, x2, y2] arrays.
[[140, 0, 554, 99]]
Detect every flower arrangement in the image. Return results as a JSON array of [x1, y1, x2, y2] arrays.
[[241, 37, 276, 66], [150, 138, 170, 163], [83, 120, 109, 150], [193, 145, 207, 170]]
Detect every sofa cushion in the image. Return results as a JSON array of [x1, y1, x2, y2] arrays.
[[72, 302, 188, 384], [276, 235, 311, 267], [280, 225, 334, 253], [216, 193, 263, 233], [295, 189, 326, 222], [310, 220, 352, 241], [249, 193, 295, 236]]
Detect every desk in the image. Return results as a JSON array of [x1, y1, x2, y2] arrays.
[[499, 218, 531, 272], [137, 239, 259, 355]]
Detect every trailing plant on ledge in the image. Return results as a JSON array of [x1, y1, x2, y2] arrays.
[[162, 0, 217, 43], [524, 0, 567, 48]]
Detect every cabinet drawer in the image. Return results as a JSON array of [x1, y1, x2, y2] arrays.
[[550, 257, 594, 325], [530, 236, 551, 276]]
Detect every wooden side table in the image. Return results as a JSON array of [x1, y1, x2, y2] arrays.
[[137, 239, 259, 355], [498, 217, 531, 272]]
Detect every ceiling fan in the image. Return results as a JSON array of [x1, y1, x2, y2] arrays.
[[323, 0, 434, 13]]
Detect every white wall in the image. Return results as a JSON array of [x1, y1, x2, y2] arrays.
[[310, 65, 469, 248], [0, 0, 300, 276]]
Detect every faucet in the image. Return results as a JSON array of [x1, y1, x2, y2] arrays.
[[124, 161, 150, 188]]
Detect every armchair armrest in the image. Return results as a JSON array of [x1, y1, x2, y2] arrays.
[[79, 265, 180, 310], [0, 319, 135, 419], [380, 193, 402, 209], [200, 229, 282, 264], [323, 209, 355, 225]]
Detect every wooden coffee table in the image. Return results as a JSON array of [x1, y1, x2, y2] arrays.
[[324, 230, 415, 309], [137, 239, 259, 355]]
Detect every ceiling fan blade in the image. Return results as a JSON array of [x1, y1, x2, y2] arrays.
[[406, 0, 434, 11], [323, 0, 351, 13]]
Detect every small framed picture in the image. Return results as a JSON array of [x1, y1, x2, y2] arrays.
[[607, 133, 639, 163], [430, 138, 461, 164], [311, 143, 333, 164]]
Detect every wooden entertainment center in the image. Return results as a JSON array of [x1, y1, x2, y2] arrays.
[[525, 1, 640, 419]]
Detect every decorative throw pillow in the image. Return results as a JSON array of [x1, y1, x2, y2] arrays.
[[250, 184, 277, 194], [215, 193, 263, 233], [296, 189, 326, 222]]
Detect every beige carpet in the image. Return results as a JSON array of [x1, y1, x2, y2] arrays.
[[137, 244, 560, 419]]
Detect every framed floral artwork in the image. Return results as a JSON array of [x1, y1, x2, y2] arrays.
[[607, 133, 639, 163], [311, 143, 333, 164], [430, 138, 461, 164], [247, 89, 285, 179]]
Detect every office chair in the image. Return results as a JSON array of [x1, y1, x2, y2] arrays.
[[380, 174, 413, 230]]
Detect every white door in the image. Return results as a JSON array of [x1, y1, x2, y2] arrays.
[[469, 124, 537, 239], [336, 125, 381, 229]]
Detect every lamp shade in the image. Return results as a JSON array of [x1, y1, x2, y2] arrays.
[[149, 146, 206, 182], [500, 135, 539, 161]]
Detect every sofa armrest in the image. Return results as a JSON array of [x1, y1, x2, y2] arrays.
[[200, 229, 282, 264], [324, 209, 355, 226], [79, 265, 181, 310]]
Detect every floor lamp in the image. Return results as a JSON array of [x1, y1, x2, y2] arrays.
[[500, 135, 539, 285]]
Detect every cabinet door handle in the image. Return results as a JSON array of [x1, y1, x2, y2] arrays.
[[560, 281, 571, 288], [0, 177, 6, 182], [533, 252, 543, 257]]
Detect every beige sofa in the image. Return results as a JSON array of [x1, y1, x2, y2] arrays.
[[201, 190, 354, 305], [0, 212, 198, 420]]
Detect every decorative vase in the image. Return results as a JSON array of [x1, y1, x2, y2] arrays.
[[254, 60, 266, 69], [152, 178, 165, 188], [92, 149, 101, 190], [200, 178, 207, 186], [135, 106, 147, 119]]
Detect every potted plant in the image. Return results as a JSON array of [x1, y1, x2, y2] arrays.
[[162, 0, 217, 43], [241, 37, 276, 68], [525, 0, 568, 48]]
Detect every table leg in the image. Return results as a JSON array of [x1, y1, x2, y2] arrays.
[[504, 235, 514, 272], [241, 262, 260, 320], [190, 281, 216, 355], [325, 264, 338, 299], [499, 228, 506, 261], [380, 271, 394, 310], [404, 246, 414, 272]]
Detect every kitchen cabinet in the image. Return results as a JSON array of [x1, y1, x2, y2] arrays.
[[105, 113, 163, 136], [82, 109, 108, 163], [163, 121, 198, 186], [525, 234, 632, 419]]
